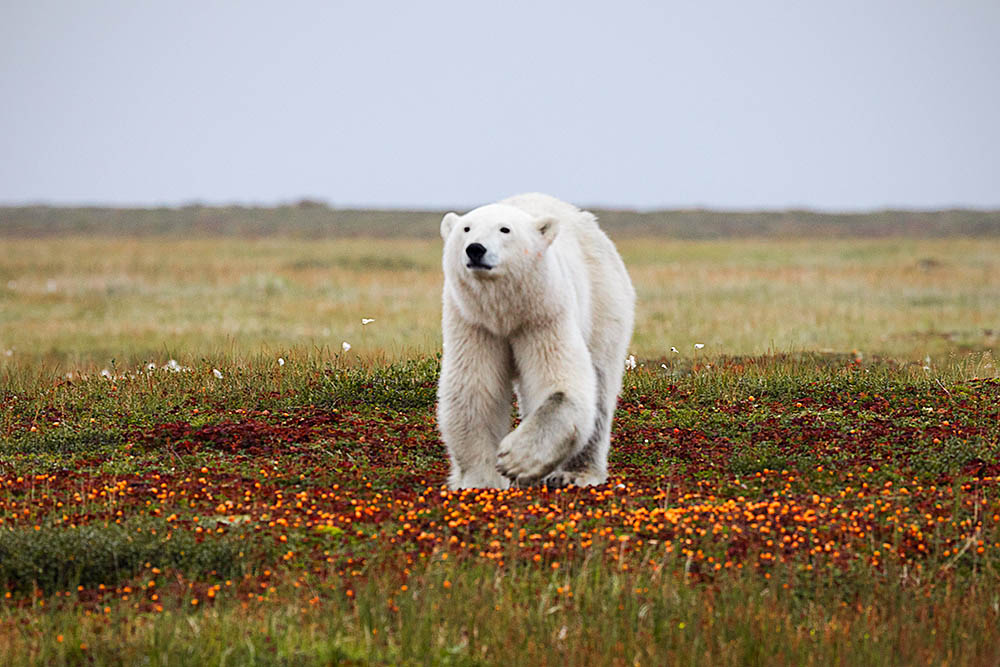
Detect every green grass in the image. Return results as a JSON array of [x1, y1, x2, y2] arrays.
[[0, 354, 998, 664], [0, 519, 264, 595], [4, 556, 1000, 665]]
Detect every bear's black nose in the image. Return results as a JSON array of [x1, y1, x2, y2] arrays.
[[465, 243, 487, 262]]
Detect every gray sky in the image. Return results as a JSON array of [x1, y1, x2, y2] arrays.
[[1, 1, 998, 210]]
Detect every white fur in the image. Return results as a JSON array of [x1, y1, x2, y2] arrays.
[[437, 193, 635, 489]]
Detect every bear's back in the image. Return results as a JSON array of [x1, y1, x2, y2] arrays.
[[499, 193, 598, 233], [500, 192, 579, 218]]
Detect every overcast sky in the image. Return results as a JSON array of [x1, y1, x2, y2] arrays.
[[1, 1, 998, 210]]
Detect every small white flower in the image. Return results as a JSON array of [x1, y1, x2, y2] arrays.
[[278, 357, 285, 367], [616, 483, 626, 489], [694, 343, 705, 350], [146, 362, 156, 372], [161, 359, 191, 372], [625, 354, 636, 370], [670, 346, 679, 354], [212, 368, 223, 379], [361, 318, 375, 325], [661, 364, 668, 370], [342, 341, 351, 352], [65, 372, 73, 380], [100, 368, 112, 379]]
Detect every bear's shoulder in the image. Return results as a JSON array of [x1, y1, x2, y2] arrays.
[[499, 193, 603, 239]]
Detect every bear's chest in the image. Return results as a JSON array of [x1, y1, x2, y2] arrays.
[[449, 275, 587, 341]]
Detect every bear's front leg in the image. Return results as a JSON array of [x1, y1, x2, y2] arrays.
[[438, 314, 514, 490], [496, 325, 596, 485]]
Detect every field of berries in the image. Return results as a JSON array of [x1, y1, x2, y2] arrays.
[[2, 353, 999, 664]]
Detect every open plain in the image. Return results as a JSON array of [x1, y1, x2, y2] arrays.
[[1, 208, 999, 664]]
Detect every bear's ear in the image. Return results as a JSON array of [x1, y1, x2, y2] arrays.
[[440, 212, 460, 240], [535, 215, 559, 247]]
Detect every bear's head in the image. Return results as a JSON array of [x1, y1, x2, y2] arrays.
[[440, 203, 558, 282]]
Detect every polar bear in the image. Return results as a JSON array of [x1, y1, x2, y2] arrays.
[[437, 193, 635, 489]]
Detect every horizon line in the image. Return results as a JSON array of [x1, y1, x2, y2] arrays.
[[3, 198, 999, 216]]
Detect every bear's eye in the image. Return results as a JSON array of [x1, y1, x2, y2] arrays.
[[463, 226, 470, 232], [500, 227, 510, 234]]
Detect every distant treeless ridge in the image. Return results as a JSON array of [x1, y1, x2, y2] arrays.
[[2, 203, 1000, 239]]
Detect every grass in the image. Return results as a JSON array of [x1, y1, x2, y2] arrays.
[[1, 227, 998, 664], [0, 519, 263, 594], [1, 237, 997, 368], [5, 559, 1000, 665], [1, 351, 999, 664]]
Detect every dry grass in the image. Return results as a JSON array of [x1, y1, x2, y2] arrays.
[[0, 237, 997, 370], [627, 238, 998, 363]]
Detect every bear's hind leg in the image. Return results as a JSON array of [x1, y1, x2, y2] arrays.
[[542, 368, 612, 488]]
